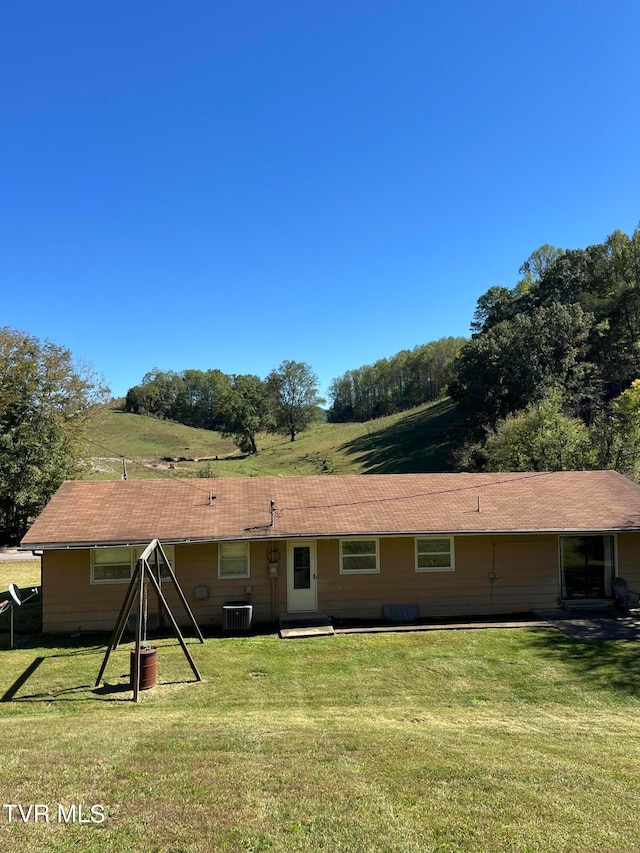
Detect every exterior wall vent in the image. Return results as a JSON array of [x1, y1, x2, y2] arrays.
[[222, 603, 253, 632]]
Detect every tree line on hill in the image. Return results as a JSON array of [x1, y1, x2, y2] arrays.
[[327, 337, 465, 422], [124, 360, 324, 452], [123, 337, 466, 438], [450, 228, 640, 478], [123, 227, 640, 477]]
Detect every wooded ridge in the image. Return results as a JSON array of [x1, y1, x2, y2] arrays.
[[122, 227, 640, 476]]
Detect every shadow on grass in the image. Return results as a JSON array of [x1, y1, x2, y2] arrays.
[[0, 589, 42, 643], [12, 677, 201, 703], [7, 683, 117, 703], [527, 629, 640, 696], [1, 656, 45, 701], [0, 650, 118, 703], [1, 628, 205, 653], [338, 399, 467, 474], [0, 633, 110, 655], [0, 630, 206, 702]]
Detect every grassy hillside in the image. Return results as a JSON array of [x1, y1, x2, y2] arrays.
[[87, 408, 238, 460], [85, 398, 465, 479]]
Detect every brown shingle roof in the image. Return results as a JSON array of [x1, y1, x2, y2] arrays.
[[20, 471, 640, 550]]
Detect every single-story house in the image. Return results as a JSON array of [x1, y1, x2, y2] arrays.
[[19, 470, 640, 633]]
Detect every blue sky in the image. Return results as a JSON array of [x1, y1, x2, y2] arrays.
[[2, 1, 639, 402]]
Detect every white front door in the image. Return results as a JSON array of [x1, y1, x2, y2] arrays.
[[287, 540, 318, 613]]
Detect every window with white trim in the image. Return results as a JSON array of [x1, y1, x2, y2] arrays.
[[415, 537, 454, 572], [92, 548, 133, 583], [218, 541, 250, 579], [340, 538, 379, 574], [91, 545, 175, 584], [134, 545, 175, 581]]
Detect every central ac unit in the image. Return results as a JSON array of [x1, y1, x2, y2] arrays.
[[222, 603, 253, 631]]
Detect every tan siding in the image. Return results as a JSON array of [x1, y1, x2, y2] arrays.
[[43, 549, 121, 633], [47, 531, 631, 631], [42, 541, 279, 633], [314, 535, 559, 620]]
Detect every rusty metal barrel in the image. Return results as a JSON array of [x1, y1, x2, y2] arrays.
[[130, 647, 157, 690]]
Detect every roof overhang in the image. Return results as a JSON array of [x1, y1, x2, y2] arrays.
[[21, 526, 640, 552]]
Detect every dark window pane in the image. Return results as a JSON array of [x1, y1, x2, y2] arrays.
[[562, 536, 613, 599], [293, 547, 311, 590]]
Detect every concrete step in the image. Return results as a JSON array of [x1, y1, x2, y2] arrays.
[[279, 613, 334, 639], [562, 599, 612, 612]]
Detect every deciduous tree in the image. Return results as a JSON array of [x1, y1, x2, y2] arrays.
[[217, 374, 271, 454], [482, 392, 593, 472], [590, 379, 640, 480], [0, 327, 109, 542], [450, 302, 598, 429], [266, 360, 324, 442]]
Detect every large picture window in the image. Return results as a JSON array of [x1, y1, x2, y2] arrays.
[[415, 537, 454, 572], [91, 545, 175, 584], [218, 541, 250, 579], [340, 539, 379, 574], [560, 535, 614, 599]]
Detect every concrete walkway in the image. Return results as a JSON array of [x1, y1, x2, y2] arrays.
[[335, 618, 550, 635], [280, 610, 640, 641], [279, 614, 551, 639], [534, 608, 640, 641]]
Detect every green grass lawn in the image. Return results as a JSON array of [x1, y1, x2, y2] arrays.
[[0, 560, 41, 593], [1, 628, 640, 852]]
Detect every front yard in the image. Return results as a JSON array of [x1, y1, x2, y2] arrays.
[[1, 628, 639, 852]]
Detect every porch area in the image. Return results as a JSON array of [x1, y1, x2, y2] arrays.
[[534, 607, 640, 641]]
